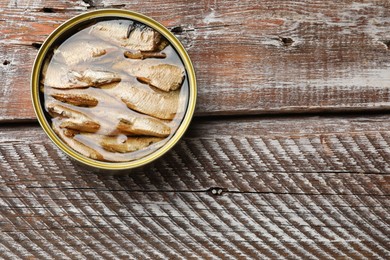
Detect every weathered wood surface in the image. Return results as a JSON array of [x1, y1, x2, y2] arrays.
[[1, 0, 390, 120], [0, 116, 389, 258], [1, 0, 390, 258]]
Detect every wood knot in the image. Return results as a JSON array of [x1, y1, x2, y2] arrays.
[[171, 26, 184, 34], [32, 43, 42, 50], [382, 40, 390, 50], [82, 0, 94, 5], [3, 60, 10, 66], [41, 7, 55, 13], [280, 37, 294, 47], [208, 187, 224, 196]]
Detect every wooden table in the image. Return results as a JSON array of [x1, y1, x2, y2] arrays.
[[1, 0, 390, 258]]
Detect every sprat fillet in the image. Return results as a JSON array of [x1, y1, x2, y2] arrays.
[[47, 102, 100, 133], [114, 60, 185, 92], [83, 134, 164, 153], [89, 20, 165, 51], [43, 64, 121, 89], [54, 40, 116, 66], [52, 120, 104, 161], [46, 88, 99, 107], [102, 81, 180, 120], [101, 136, 163, 153]]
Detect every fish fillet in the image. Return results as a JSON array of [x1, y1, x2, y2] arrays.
[[117, 117, 170, 138], [69, 69, 121, 87], [89, 20, 165, 51], [45, 88, 99, 107], [46, 102, 100, 132], [53, 40, 116, 66], [124, 50, 166, 60], [101, 81, 180, 120], [74, 133, 168, 162], [81, 134, 163, 153], [52, 120, 104, 161], [42, 63, 121, 89], [113, 60, 185, 92], [101, 136, 163, 153]]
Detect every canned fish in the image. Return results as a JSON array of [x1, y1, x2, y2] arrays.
[[31, 9, 196, 172]]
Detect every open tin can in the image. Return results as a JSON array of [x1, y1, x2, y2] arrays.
[[31, 9, 196, 172]]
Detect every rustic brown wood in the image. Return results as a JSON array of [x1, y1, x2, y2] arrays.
[[1, 0, 390, 258], [0, 116, 389, 258], [1, 0, 390, 120]]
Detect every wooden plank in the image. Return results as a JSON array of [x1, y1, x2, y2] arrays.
[[1, 1, 390, 120], [0, 115, 389, 258], [0, 192, 388, 259]]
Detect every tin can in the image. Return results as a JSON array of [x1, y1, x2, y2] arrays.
[[31, 9, 196, 172]]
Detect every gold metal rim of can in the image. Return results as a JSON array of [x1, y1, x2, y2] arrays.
[[31, 9, 197, 170]]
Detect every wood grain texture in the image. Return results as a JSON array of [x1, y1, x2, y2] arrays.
[[1, 0, 390, 120], [1, 0, 390, 258], [0, 115, 389, 258]]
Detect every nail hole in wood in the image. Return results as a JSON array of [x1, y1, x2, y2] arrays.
[[3, 60, 10, 66], [41, 7, 55, 13], [171, 26, 183, 34], [209, 187, 224, 196], [32, 43, 42, 49], [280, 37, 294, 46]]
